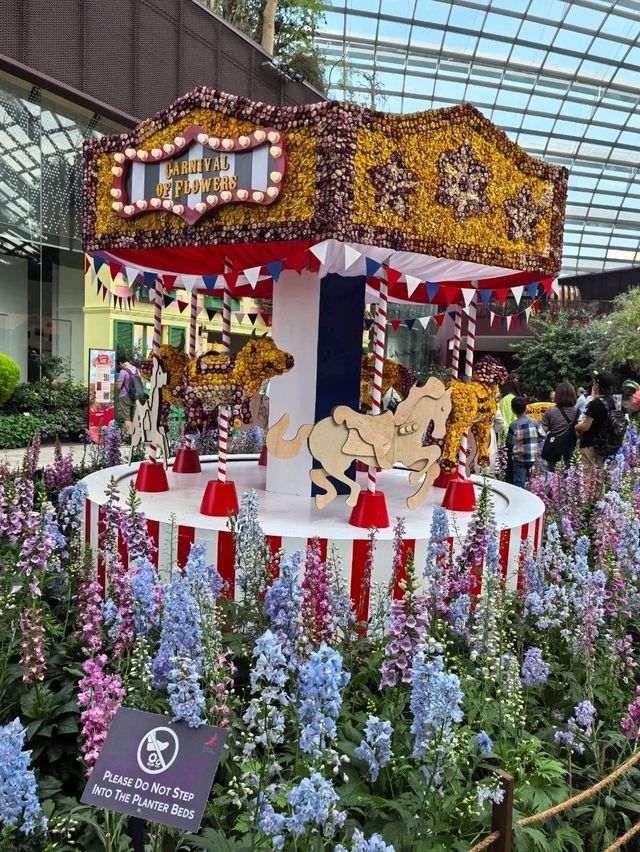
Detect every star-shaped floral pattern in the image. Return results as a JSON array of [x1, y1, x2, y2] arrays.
[[436, 141, 491, 222], [503, 184, 545, 244], [369, 152, 420, 218]]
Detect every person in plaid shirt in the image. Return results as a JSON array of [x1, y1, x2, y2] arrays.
[[506, 397, 543, 488]]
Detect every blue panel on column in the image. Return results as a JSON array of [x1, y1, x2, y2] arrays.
[[313, 274, 366, 496]]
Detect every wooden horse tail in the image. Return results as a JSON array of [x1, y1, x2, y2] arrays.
[[266, 414, 313, 459]]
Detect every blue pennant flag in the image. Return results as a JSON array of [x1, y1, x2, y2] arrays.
[[527, 283, 538, 300], [163, 294, 175, 309], [479, 288, 493, 304], [203, 274, 217, 294], [93, 256, 106, 274], [364, 318, 374, 330], [426, 282, 439, 302], [143, 270, 157, 288], [266, 260, 283, 282], [405, 318, 415, 331], [365, 256, 382, 278]]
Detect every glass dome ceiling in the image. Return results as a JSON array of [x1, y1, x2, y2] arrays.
[[315, 0, 640, 277]]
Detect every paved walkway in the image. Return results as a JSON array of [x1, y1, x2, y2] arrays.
[[1, 442, 89, 470]]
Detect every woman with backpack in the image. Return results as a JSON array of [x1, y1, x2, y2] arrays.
[[116, 354, 145, 435], [540, 381, 578, 470], [575, 370, 627, 470]]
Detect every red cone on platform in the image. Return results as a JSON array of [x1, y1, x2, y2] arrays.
[[200, 480, 239, 516], [135, 461, 170, 493], [441, 474, 476, 511], [173, 447, 202, 473], [349, 490, 390, 529]]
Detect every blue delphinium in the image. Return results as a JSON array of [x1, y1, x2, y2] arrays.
[[521, 647, 550, 688], [423, 506, 450, 616], [410, 645, 463, 786], [476, 731, 493, 755], [167, 657, 206, 727], [336, 829, 397, 851], [129, 556, 162, 637], [477, 784, 505, 807], [285, 772, 345, 838], [57, 481, 88, 548], [554, 700, 597, 753], [185, 542, 223, 606], [233, 490, 270, 604], [151, 573, 202, 687], [355, 716, 393, 782], [263, 550, 305, 665], [101, 598, 123, 643], [297, 644, 350, 758], [243, 630, 290, 753], [0, 718, 47, 836]]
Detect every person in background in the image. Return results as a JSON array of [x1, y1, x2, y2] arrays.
[[498, 375, 522, 430], [540, 381, 578, 470], [116, 354, 140, 435], [548, 389, 556, 403], [575, 370, 615, 470], [506, 396, 543, 488], [575, 386, 587, 414]]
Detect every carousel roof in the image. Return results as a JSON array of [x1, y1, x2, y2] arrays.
[[83, 87, 567, 299]]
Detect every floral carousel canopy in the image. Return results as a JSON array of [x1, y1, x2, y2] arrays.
[[82, 87, 568, 299]]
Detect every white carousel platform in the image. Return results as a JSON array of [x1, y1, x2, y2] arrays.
[[82, 456, 544, 616]]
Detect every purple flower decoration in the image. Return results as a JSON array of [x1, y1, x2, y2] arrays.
[[436, 140, 491, 222], [504, 184, 545, 243], [369, 152, 419, 218]]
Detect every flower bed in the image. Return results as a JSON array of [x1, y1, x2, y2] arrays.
[[0, 431, 639, 850]]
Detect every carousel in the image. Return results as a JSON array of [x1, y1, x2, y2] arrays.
[[80, 88, 567, 613]]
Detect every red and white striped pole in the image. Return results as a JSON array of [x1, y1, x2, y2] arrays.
[[185, 288, 198, 450], [148, 277, 163, 464], [368, 271, 388, 494], [457, 287, 478, 478], [451, 303, 462, 379], [217, 286, 232, 484]]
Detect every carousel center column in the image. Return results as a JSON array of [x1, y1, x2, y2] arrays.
[[266, 268, 366, 498]]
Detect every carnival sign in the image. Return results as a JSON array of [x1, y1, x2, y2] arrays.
[[110, 124, 287, 225], [80, 708, 227, 832]]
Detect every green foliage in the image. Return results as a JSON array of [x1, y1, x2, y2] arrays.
[[0, 412, 87, 449], [0, 353, 20, 406], [601, 287, 640, 377], [0, 379, 88, 448], [1, 379, 87, 416], [511, 312, 610, 398]]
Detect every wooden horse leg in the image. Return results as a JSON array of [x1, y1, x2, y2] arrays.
[[320, 462, 362, 508], [406, 462, 441, 511], [310, 467, 339, 510]]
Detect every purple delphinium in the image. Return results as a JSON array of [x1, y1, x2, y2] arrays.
[[554, 700, 597, 754], [302, 538, 334, 645], [621, 686, 640, 740], [101, 420, 123, 468], [263, 550, 305, 667], [77, 654, 125, 773], [119, 482, 155, 563], [520, 647, 550, 688], [380, 553, 429, 688]]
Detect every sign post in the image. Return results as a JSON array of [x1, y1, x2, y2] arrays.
[[88, 349, 116, 443], [81, 708, 227, 835]]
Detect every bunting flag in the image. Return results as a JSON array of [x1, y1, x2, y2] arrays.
[[364, 318, 374, 330], [495, 288, 509, 306], [309, 240, 329, 265], [405, 318, 416, 331], [365, 257, 382, 278], [176, 299, 188, 313], [265, 260, 283, 282], [344, 244, 361, 270], [84, 255, 91, 274], [460, 288, 475, 307], [143, 270, 157, 288], [125, 266, 140, 287], [427, 282, 440, 302], [417, 316, 431, 329], [206, 308, 217, 321], [181, 274, 200, 293], [405, 274, 421, 297], [511, 285, 524, 305], [243, 266, 262, 289], [203, 274, 217, 294], [108, 261, 121, 280], [527, 283, 538, 300], [163, 294, 175, 309], [259, 312, 271, 325], [551, 279, 562, 297], [479, 288, 493, 305], [94, 256, 106, 275], [432, 313, 445, 327], [286, 250, 307, 274], [390, 319, 401, 331], [247, 313, 259, 325], [234, 311, 244, 325], [386, 267, 402, 288]]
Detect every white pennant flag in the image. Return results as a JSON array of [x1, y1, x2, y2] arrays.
[[181, 274, 200, 293], [417, 316, 431, 329], [460, 288, 475, 307], [309, 240, 329, 265], [505, 315, 512, 331], [97, 263, 111, 286], [525, 306, 533, 321], [344, 244, 361, 271], [234, 311, 244, 325], [405, 274, 421, 297], [243, 266, 261, 289], [511, 285, 524, 305], [551, 279, 561, 296], [124, 266, 140, 287]]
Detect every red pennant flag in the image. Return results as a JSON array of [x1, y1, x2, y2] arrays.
[[162, 274, 177, 290], [176, 300, 188, 313], [495, 289, 509, 306], [433, 313, 445, 327], [102, 286, 108, 302], [305, 250, 321, 274], [390, 319, 401, 331], [107, 261, 122, 281], [260, 312, 271, 326], [386, 267, 402, 288], [443, 287, 460, 306], [84, 256, 91, 274], [285, 251, 307, 274], [541, 278, 553, 296]]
